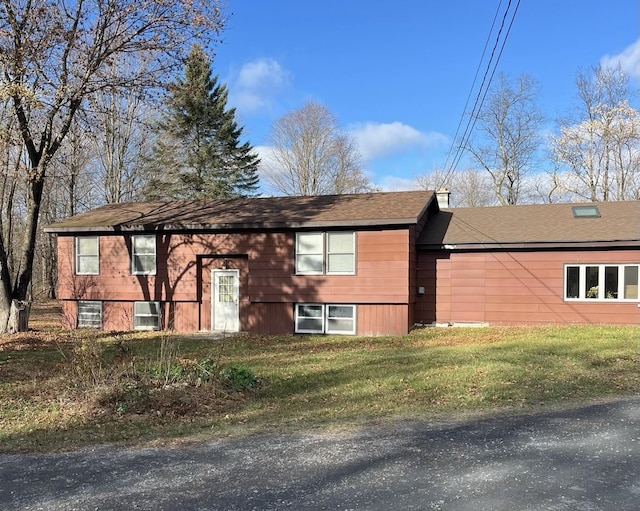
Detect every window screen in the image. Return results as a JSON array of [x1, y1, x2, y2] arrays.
[[295, 304, 324, 333], [132, 235, 156, 275], [296, 233, 323, 274], [326, 305, 355, 334], [326, 232, 355, 274], [75, 236, 99, 275], [134, 301, 160, 330]]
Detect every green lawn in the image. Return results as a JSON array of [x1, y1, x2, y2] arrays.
[[1, 307, 638, 453]]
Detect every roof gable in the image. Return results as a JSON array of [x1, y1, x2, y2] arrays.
[[418, 201, 640, 249], [45, 191, 436, 233]]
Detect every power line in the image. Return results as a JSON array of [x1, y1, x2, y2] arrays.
[[441, 0, 521, 185], [441, 0, 504, 174]]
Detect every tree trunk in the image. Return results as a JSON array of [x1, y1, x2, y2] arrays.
[[6, 300, 30, 333], [0, 165, 45, 334], [14, 173, 45, 301]]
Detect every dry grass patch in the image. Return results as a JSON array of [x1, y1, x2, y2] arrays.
[[1, 302, 639, 453]]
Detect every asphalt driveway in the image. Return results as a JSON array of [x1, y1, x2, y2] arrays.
[[1, 397, 639, 510]]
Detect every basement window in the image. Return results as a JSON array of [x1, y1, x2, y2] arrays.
[[572, 205, 600, 218], [77, 301, 102, 328], [134, 301, 161, 330], [294, 304, 356, 335]]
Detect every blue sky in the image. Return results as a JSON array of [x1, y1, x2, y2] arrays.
[[212, 0, 640, 193]]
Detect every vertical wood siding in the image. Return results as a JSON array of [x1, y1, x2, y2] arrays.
[[417, 249, 640, 325], [357, 304, 409, 336]]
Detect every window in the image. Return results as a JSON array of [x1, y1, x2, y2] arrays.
[[295, 304, 324, 333], [77, 301, 102, 328], [326, 305, 356, 334], [326, 233, 355, 274], [564, 264, 640, 301], [294, 304, 356, 335], [131, 235, 156, 275], [134, 301, 161, 330], [296, 233, 323, 274], [75, 236, 99, 275], [572, 205, 600, 218], [295, 232, 355, 275], [624, 266, 638, 299], [217, 275, 235, 303]]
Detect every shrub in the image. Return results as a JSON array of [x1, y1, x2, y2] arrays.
[[219, 364, 258, 391]]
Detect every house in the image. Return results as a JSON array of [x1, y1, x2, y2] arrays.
[[416, 200, 640, 326], [45, 191, 438, 335], [44, 192, 640, 335]]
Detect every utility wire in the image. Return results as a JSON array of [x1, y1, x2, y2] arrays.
[[441, 0, 504, 175], [442, 0, 521, 185]]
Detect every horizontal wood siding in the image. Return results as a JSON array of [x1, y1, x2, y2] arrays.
[[418, 249, 640, 326], [56, 228, 412, 333], [58, 230, 409, 304], [415, 252, 439, 324]]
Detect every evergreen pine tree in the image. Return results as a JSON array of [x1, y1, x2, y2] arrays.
[[144, 44, 260, 200]]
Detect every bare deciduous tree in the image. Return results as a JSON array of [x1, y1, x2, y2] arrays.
[[0, 0, 224, 332], [264, 101, 374, 196], [415, 167, 495, 207], [467, 73, 545, 205], [550, 65, 640, 202], [88, 57, 154, 204]]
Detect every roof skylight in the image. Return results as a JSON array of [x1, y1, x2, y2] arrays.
[[572, 205, 601, 218]]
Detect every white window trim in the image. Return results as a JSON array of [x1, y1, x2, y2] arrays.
[[294, 303, 325, 334], [133, 301, 161, 330], [295, 233, 324, 275], [294, 303, 356, 335], [77, 300, 102, 329], [564, 263, 640, 302], [131, 234, 157, 276], [326, 232, 356, 275], [325, 304, 357, 335], [75, 236, 99, 275], [295, 232, 356, 276]]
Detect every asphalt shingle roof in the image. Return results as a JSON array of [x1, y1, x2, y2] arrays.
[[45, 191, 436, 233], [418, 201, 640, 248]]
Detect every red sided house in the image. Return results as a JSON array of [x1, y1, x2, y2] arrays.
[[45, 191, 437, 335], [45, 192, 640, 334], [415, 200, 640, 326]]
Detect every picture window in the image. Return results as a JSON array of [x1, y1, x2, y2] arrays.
[[565, 264, 639, 301]]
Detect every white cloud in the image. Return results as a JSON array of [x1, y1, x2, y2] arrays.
[[377, 175, 418, 192], [253, 144, 277, 168], [348, 122, 449, 161], [601, 38, 640, 78], [237, 58, 288, 89], [230, 58, 291, 115]]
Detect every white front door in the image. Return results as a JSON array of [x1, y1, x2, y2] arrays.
[[212, 269, 240, 332]]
